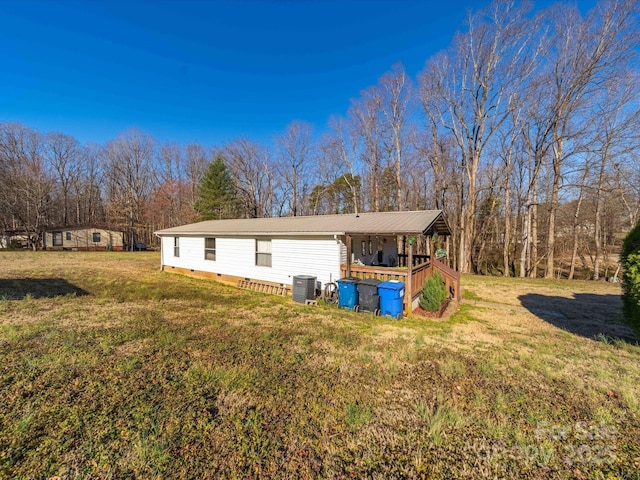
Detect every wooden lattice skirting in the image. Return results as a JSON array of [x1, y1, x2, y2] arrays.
[[237, 280, 288, 296]]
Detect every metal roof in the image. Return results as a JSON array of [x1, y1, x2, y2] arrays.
[[155, 210, 451, 237], [44, 225, 124, 233]]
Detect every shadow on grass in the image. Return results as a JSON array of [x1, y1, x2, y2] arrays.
[[0, 278, 88, 300], [518, 293, 638, 344]]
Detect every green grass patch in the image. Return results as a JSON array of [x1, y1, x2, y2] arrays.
[[345, 402, 372, 428], [463, 288, 482, 301]]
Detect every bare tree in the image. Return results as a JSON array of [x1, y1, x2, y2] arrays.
[[567, 156, 592, 280], [378, 63, 413, 211], [224, 138, 276, 218], [496, 105, 526, 276], [151, 142, 191, 228], [612, 157, 640, 228], [539, 0, 639, 277], [350, 88, 387, 212], [589, 73, 640, 279], [275, 121, 314, 216], [75, 143, 105, 225], [319, 116, 362, 214], [45, 132, 81, 226], [182, 143, 209, 220], [520, 85, 554, 277], [0, 123, 54, 247], [420, 0, 540, 273], [104, 129, 155, 249]]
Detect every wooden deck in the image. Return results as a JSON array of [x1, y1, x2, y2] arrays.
[[340, 259, 460, 315]]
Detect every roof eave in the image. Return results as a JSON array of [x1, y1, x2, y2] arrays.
[[155, 230, 347, 237]]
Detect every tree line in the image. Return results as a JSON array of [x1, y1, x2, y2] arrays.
[[1, 0, 639, 279]]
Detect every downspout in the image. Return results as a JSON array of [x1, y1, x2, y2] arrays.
[[334, 234, 342, 282], [407, 239, 413, 316], [156, 234, 163, 271], [345, 234, 352, 279]]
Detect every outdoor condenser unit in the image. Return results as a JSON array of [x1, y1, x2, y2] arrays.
[[292, 275, 317, 303]]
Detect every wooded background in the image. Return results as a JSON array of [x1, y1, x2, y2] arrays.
[[1, 0, 639, 279]]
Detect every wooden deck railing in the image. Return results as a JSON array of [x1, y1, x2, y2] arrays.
[[397, 254, 430, 268], [340, 264, 407, 282], [340, 258, 461, 314], [410, 262, 431, 303]]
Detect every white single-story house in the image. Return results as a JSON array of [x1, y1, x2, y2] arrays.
[[155, 210, 458, 311], [43, 226, 125, 251]]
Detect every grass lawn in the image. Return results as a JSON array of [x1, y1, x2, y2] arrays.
[[1, 251, 639, 479]]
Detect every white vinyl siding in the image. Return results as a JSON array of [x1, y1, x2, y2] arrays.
[[255, 239, 272, 267], [160, 235, 341, 288]]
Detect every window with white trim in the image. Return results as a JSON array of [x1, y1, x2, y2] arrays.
[[174, 237, 180, 257], [204, 237, 216, 261], [255, 239, 272, 267]]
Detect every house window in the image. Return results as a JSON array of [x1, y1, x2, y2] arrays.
[[53, 232, 63, 247], [204, 237, 216, 261], [174, 237, 180, 257], [66, 232, 71, 241], [256, 239, 272, 267], [361, 240, 366, 256], [92, 232, 101, 243], [369, 239, 373, 255]]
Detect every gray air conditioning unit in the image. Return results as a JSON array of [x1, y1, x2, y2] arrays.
[[292, 275, 317, 303]]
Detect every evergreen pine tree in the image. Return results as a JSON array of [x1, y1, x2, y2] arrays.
[[195, 157, 239, 220], [419, 271, 448, 312], [622, 220, 640, 336]]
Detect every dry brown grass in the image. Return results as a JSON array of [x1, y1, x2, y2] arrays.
[[1, 251, 639, 479], [462, 273, 634, 339], [462, 273, 623, 304]]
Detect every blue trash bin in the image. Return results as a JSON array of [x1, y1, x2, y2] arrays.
[[378, 280, 405, 319], [336, 279, 359, 310]]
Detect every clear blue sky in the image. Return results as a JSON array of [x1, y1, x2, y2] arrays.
[[0, 0, 587, 147]]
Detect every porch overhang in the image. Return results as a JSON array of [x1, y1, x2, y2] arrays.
[[341, 211, 451, 238]]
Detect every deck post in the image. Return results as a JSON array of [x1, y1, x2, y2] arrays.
[[402, 235, 406, 263], [345, 235, 352, 279], [407, 240, 413, 315], [446, 236, 450, 267], [429, 235, 435, 262]]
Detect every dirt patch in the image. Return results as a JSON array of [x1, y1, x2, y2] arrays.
[[114, 338, 150, 356]]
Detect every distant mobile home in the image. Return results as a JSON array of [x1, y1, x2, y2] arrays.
[[155, 210, 459, 312], [0, 232, 31, 249], [43, 227, 125, 251]]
